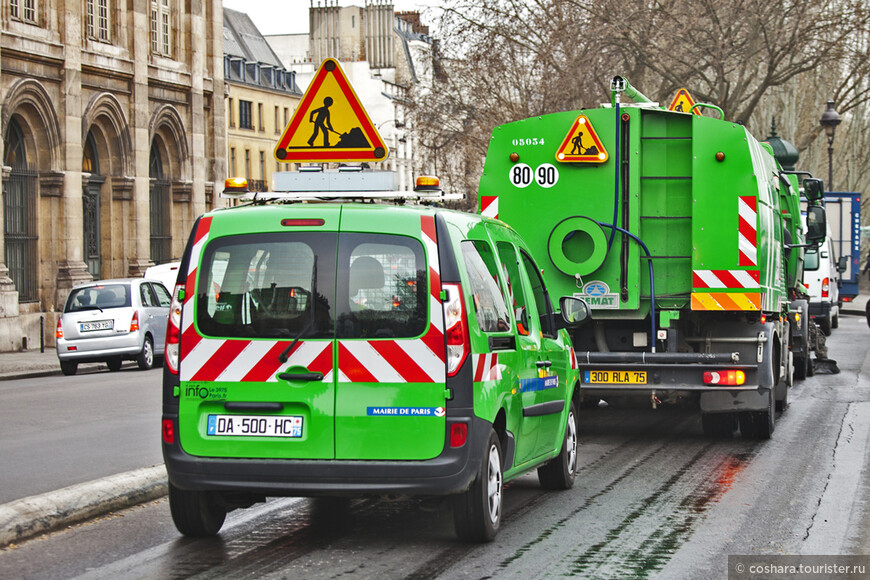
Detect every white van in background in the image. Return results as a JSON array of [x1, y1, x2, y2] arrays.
[[803, 232, 845, 336], [144, 261, 182, 293]]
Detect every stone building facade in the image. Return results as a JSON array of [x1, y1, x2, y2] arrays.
[[0, 0, 227, 352]]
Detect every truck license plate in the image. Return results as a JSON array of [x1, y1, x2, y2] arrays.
[[584, 370, 647, 384], [207, 414, 303, 438]]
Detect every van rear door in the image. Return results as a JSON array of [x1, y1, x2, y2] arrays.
[[333, 211, 447, 460], [177, 209, 339, 460]]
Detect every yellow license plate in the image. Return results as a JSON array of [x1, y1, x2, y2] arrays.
[[584, 370, 647, 384]]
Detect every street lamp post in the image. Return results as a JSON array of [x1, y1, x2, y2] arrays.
[[819, 100, 841, 191]]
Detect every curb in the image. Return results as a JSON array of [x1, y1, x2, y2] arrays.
[[0, 465, 168, 547]]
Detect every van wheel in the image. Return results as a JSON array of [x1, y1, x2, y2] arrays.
[[106, 358, 122, 372], [819, 315, 832, 336], [538, 401, 578, 490], [60, 361, 78, 376], [453, 429, 502, 542], [832, 313, 839, 329], [137, 336, 154, 370], [168, 482, 226, 537]]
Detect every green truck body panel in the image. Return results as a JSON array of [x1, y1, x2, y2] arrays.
[[481, 106, 793, 323]]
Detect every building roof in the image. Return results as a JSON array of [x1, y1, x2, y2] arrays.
[[223, 8, 284, 67]]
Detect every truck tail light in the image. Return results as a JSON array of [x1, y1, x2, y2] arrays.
[[56, 318, 63, 339], [130, 311, 140, 332], [703, 370, 746, 386], [165, 284, 184, 374], [821, 277, 829, 298], [443, 283, 469, 376]]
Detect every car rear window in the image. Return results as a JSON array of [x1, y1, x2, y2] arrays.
[[66, 284, 131, 312], [194, 232, 428, 340]]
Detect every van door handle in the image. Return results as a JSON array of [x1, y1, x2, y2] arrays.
[[278, 372, 324, 382], [536, 361, 552, 368]]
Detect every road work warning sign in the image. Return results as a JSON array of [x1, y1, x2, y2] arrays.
[[274, 58, 388, 163]]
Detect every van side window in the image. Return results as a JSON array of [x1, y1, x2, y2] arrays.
[[496, 242, 531, 336], [336, 234, 427, 339], [461, 241, 510, 333], [520, 250, 557, 338], [196, 232, 337, 339]]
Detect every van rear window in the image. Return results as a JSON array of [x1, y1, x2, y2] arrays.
[[195, 232, 427, 340], [196, 233, 337, 339]]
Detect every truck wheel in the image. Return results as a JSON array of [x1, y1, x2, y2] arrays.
[[775, 381, 789, 412], [453, 429, 503, 542], [739, 390, 775, 440], [701, 413, 736, 438], [169, 482, 226, 537], [538, 401, 578, 490], [793, 354, 809, 381], [137, 335, 154, 370], [60, 361, 78, 376]]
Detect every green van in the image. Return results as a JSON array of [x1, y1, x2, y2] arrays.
[[161, 197, 588, 541]]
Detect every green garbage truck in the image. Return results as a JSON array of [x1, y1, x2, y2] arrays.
[[479, 76, 826, 439]]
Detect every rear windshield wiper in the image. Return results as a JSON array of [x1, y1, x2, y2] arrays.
[[278, 320, 313, 364]]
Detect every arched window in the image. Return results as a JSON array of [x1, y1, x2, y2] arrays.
[[149, 143, 170, 264], [3, 118, 38, 301]]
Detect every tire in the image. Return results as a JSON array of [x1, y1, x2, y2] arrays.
[[701, 413, 736, 438], [168, 482, 226, 537], [819, 314, 832, 336], [538, 401, 578, 490], [106, 358, 123, 372], [453, 429, 503, 542], [775, 381, 789, 412], [137, 335, 154, 370], [793, 354, 808, 381], [832, 312, 839, 329], [739, 389, 775, 440], [60, 361, 78, 376]]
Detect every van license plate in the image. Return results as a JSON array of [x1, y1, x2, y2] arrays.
[[80, 320, 113, 332], [207, 415, 303, 438], [584, 370, 647, 384]]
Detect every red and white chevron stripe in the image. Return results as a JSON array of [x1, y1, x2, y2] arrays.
[[473, 353, 503, 382], [693, 269, 760, 289], [480, 195, 498, 219], [738, 196, 758, 266], [181, 338, 333, 382]]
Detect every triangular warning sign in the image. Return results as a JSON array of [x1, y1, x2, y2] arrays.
[[668, 88, 701, 115], [274, 58, 388, 163], [555, 115, 608, 163]]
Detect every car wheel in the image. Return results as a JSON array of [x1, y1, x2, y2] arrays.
[[453, 429, 503, 542], [137, 335, 154, 370], [538, 401, 578, 490], [106, 358, 123, 372], [60, 361, 78, 376], [168, 482, 226, 537]]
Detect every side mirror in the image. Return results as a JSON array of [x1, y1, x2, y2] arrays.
[[803, 178, 824, 203], [837, 255, 849, 273], [805, 205, 826, 243], [559, 296, 590, 326]]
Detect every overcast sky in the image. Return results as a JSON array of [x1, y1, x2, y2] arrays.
[[221, 0, 443, 36]]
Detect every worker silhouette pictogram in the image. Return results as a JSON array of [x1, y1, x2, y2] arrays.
[[308, 97, 335, 147]]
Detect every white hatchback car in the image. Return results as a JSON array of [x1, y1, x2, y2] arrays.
[[56, 278, 172, 375]]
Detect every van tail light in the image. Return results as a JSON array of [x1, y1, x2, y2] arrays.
[[821, 277, 830, 298], [443, 283, 469, 376], [130, 311, 140, 332], [162, 419, 175, 444], [450, 422, 468, 447], [56, 318, 63, 339], [165, 284, 184, 374], [703, 370, 746, 386]]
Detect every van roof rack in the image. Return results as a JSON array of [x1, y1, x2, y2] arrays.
[[222, 171, 463, 204]]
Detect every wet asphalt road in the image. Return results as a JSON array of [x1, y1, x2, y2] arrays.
[[1, 311, 868, 579]]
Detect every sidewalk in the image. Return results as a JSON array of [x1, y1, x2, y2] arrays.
[[0, 347, 126, 381], [0, 348, 167, 547]]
